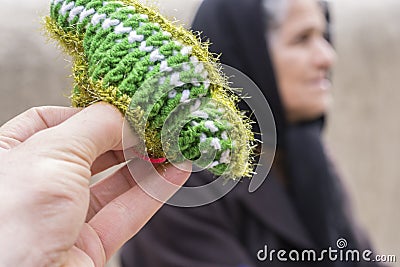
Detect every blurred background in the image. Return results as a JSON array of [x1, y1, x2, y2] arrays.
[[0, 0, 398, 266]]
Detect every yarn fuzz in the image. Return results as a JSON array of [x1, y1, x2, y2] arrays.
[[46, 0, 255, 179]]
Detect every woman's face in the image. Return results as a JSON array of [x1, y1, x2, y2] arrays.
[[270, 0, 336, 123]]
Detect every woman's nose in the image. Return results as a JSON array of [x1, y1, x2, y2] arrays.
[[313, 38, 337, 69]]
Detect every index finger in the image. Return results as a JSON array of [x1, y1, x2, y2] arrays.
[[88, 161, 192, 261]]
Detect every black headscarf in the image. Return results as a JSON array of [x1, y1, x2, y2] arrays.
[[192, 0, 357, 256]]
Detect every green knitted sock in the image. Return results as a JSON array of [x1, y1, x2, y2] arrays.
[[46, 0, 255, 178]]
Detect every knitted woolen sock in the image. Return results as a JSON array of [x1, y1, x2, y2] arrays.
[[46, 0, 255, 178]]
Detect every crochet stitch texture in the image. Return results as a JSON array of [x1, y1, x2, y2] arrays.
[[46, 0, 255, 178]]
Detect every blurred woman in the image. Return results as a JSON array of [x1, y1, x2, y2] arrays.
[[120, 0, 380, 266]]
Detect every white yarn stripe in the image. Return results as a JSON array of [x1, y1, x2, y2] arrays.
[[208, 161, 220, 168], [91, 13, 107, 26], [192, 111, 209, 119], [79, 8, 95, 23], [139, 41, 154, 53], [190, 56, 199, 64], [220, 150, 231, 163], [221, 131, 228, 140], [199, 133, 207, 143], [191, 79, 200, 87], [163, 31, 172, 37], [204, 80, 211, 90], [180, 46, 192, 56], [128, 31, 144, 43], [180, 89, 190, 102], [200, 71, 209, 79], [170, 72, 184, 87], [160, 61, 172, 72], [174, 41, 182, 47], [53, 0, 64, 5], [158, 76, 166, 85], [168, 89, 177, 99], [194, 63, 204, 74], [115, 1, 127, 6], [115, 23, 132, 34], [68, 5, 84, 22], [211, 138, 222, 150], [102, 18, 120, 30], [191, 121, 199, 126], [182, 63, 191, 71], [149, 49, 165, 62], [205, 121, 218, 133], [61, 1, 75, 16]]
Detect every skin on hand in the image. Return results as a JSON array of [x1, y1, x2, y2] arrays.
[[0, 103, 191, 267]]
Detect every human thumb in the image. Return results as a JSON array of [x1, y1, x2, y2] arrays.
[[24, 102, 125, 170]]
